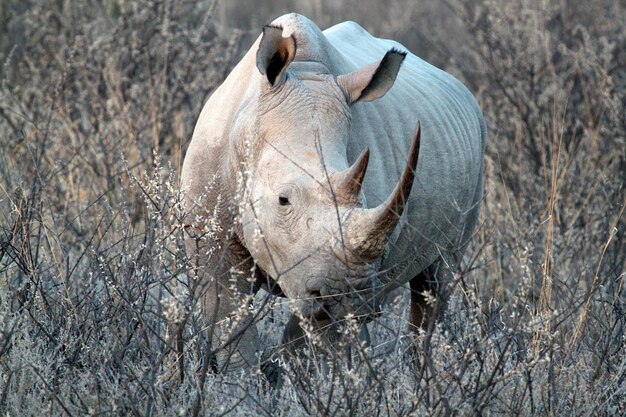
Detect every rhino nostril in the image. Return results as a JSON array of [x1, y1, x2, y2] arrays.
[[309, 290, 322, 299], [306, 278, 328, 299]]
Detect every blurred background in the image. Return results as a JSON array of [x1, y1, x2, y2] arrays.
[[212, 0, 461, 66]]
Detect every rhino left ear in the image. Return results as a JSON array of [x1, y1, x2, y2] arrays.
[[256, 25, 296, 87], [337, 48, 406, 104]]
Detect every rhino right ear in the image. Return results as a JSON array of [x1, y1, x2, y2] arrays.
[[256, 25, 296, 87], [337, 48, 406, 104]]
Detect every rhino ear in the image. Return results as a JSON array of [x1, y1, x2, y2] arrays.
[[337, 48, 406, 104], [256, 25, 296, 87]]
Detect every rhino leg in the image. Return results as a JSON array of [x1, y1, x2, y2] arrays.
[[185, 228, 261, 373], [281, 313, 306, 350], [256, 314, 304, 387], [408, 262, 441, 333]]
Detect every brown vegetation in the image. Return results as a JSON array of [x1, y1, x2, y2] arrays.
[[0, 0, 624, 415]]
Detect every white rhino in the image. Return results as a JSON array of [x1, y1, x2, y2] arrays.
[[181, 13, 486, 372]]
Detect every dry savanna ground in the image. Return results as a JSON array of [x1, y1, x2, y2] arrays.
[[0, 0, 624, 416]]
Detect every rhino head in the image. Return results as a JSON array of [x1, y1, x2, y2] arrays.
[[238, 26, 420, 326]]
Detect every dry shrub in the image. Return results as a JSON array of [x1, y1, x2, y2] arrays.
[[455, 0, 625, 354], [0, 0, 624, 416]]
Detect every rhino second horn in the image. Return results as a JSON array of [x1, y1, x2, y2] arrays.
[[333, 147, 370, 204], [346, 123, 421, 260]]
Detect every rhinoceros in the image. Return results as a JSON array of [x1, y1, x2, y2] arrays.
[[181, 13, 486, 372]]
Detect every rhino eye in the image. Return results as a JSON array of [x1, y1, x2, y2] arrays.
[[278, 195, 290, 206]]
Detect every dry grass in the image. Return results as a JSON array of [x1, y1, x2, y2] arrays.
[[0, 0, 624, 416]]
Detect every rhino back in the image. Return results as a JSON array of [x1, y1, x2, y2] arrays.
[[324, 21, 487, 283]]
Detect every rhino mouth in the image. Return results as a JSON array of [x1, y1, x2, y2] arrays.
[[312, 307, 332, 323], [303, 286, 386, 326], [303, 300, 383, 330], [295, 296, 335, 327]]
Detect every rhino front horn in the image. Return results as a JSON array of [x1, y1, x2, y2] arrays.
[[346, 123, 421, 260]]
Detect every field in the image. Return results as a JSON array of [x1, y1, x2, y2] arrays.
[[0, 0, 624, 415]]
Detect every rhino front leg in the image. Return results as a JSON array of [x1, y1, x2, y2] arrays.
[[201, 269, 260, 372], [185, 228, 260, 373], [409, 262, 442, 333]]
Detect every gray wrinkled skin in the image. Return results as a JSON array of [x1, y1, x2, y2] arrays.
[[181, 13, 487, 372]]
